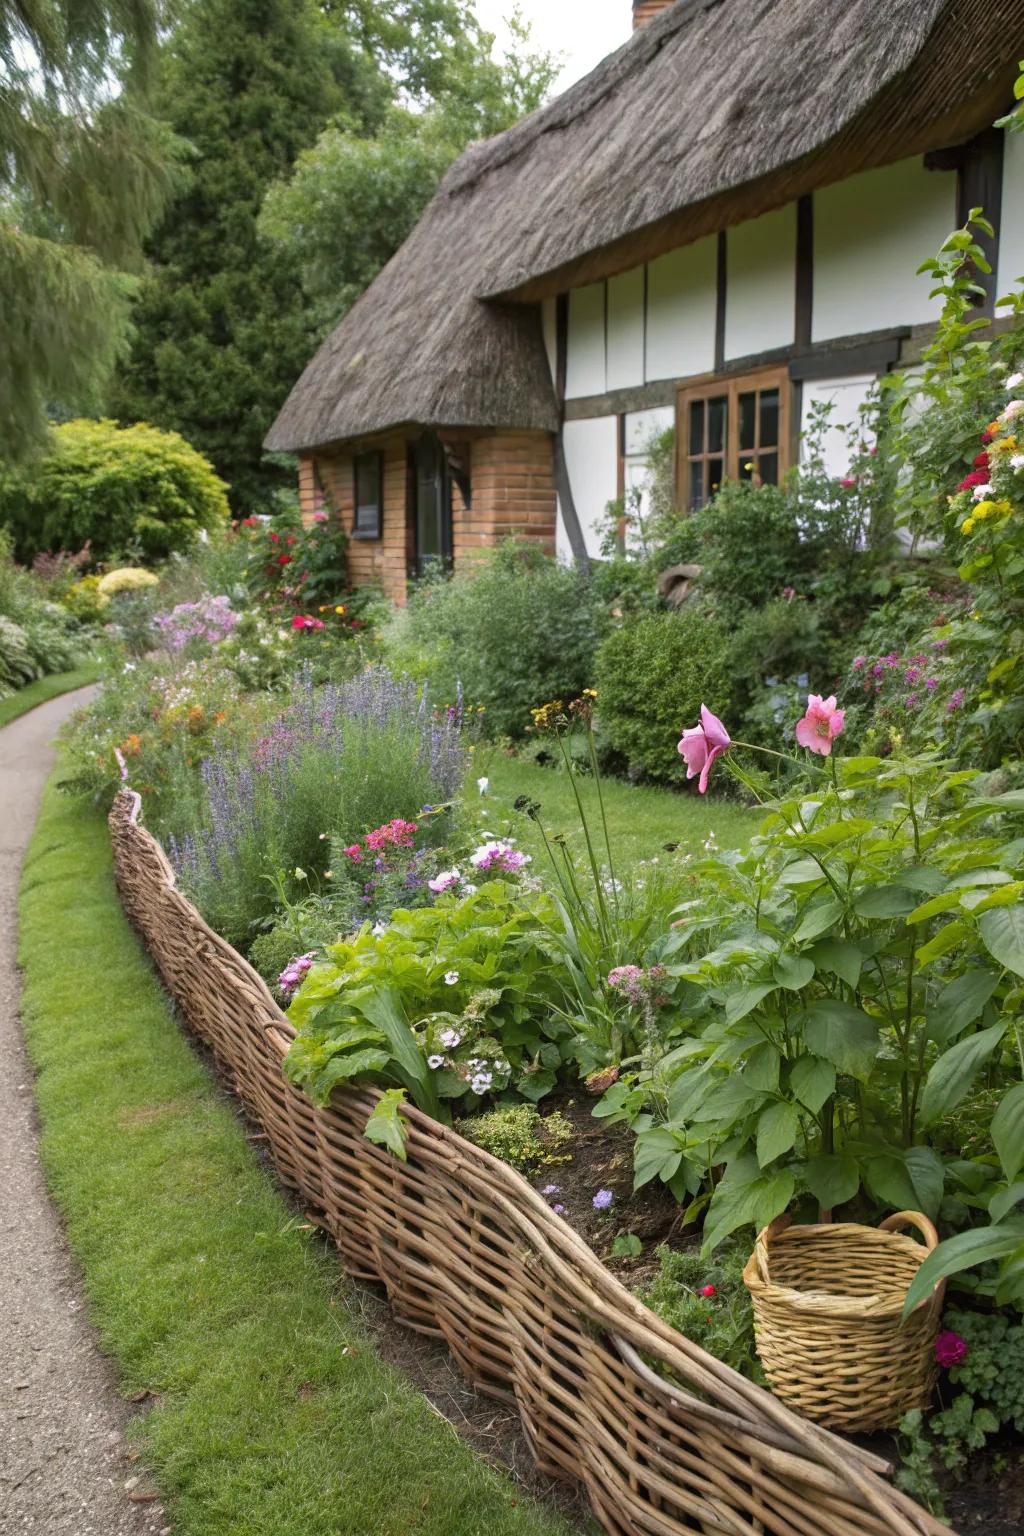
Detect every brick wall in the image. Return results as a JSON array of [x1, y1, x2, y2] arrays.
[[299, 428, 557, 604]]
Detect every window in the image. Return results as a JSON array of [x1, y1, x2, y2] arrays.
[[676, 367, 791, 511], [353, 451, 383, 538]]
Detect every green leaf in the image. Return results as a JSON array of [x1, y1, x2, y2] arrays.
[[907, 891, 963, 924], [927, 969, 1000, 1047], [979, 904, 1024, 978], [792, 898, 844, 944], [989, 1181, 1024, 1225], [633, 1126, 684, 1189], [611, 1233, 642, 1258], [915, 920, 972, 968], [779, 858, 827, 887], [741, 1041, 781, 1093], [724, 982, 776, 1024], [904, 1146, 945, 1221], [919, 1022, 1008, 1126], [773, 953, 815, 991], [854, 884, 919, 919], [756, 1101, 800, 1167], [804, 1154, 859, 1210], [802, 1001, 880, 1082], [807, 938, 862, 989], [354, 987, 442, 1117], [701, 1156, 794, 1254], [993, 1083, 1024, 1184], [363, 1089, 408, 1161], [316, 1047, 393, 1097], [864, 1152, 919, 1212], [789, 1054, 836, 1114], [903, 1225, 1024, 1316]]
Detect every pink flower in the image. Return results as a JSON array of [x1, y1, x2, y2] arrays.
[[678, 705, 731, 794], [343, 844, 363, 862], [312, 511, 328, 523], [795, 694, 845, 756], [114, 746, 129, 783], [935, 1331, 967, 1369], [840, 476, 857, 489]]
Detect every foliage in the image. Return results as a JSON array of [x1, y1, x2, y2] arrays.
[[284, 880, 571, 1129], [0, 418, 230, 563], [239, 508, 350, 611], [171, 667, 466, 947], [1, 0, 180, 456], [62, 575, 110, 625], [640, 1242, 763, 1384], [456, 1103, 573, 1173], [594, 608, 732, 782], [98, 567, 160, 597], [388, 542, 603, 739], [0, 530, 84, 695]]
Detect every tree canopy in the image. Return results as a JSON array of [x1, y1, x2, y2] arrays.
[[1, 0, 180, 458]]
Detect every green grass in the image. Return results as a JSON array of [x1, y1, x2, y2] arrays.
[[0, 663, 100, 728], [18, 777, 575, 1536], [480, 756, 758, 873]]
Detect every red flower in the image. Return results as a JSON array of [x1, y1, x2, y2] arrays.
[[291, 614, 325, 631], [974, 450, 990, 470], [241, 516, 258, 527], [286, 535, 296, 546], [840, 476, 856, 489], [277, 554, 292, 566], [700, 1284, 717, 1298], [957, 468, 990, 492], [269, 531, 279, 542]]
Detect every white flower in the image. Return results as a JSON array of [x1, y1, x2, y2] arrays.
[[464, 883, 478, 894], [1008, 372, 1024, 391], [444, 970, 460, 985], [427, 1054, 444, 1069], [470, 1073, 493, 1095], [1002, 399, 1024, 423], [477, 776, 490, 795], [973, 482, 995, 501], [1012, 454, 1024, 470], [371, 921, 387, 937], [429, 868, 461, 894], [439, 1028, 462, 1049]]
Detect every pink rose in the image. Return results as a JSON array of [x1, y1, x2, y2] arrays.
[[678, 705, 731, 794]]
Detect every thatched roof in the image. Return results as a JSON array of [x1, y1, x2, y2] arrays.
[[266, 0, 1021, 455]]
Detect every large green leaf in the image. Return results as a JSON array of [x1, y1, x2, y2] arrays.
[[353, 986, 442, 1118], [904, 1146, 945, 1221], [915, 920, 972, 967], [854, 884, 919, 919], [802, 1001, 879, 1082], [792, 898, 844, 944], [927, 968, 1000, 1047], [773, 953, 815, 991], [804, 1153, 859, 1210], [633, 1126, 685, 1189], [979, 904, 1024, 978], [993, 1083, 1024, 1184], [903, 1225, 1024, 1315], [864, 1151, 918, 1212], [807, 938, 862, 989], [364, 1089, 409, 1161], [701, 1156, 794, 1254], [919, 1021, 1007, 1126], [724, 982, 776, 1024], [789, 1054, 836, 1114], [756, 1101, 800, 1168]]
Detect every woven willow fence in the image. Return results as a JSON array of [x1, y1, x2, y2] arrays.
[[109, 790, 953, 1536]]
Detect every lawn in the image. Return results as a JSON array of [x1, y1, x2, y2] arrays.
[[480, 755, 759, 874], [18, 776, 575, 1536], [0, 663, 100, 728]]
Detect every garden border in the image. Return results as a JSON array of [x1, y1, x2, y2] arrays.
[[108, 789, 952, 1536]]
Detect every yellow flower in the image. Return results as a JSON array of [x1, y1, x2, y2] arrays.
[[335, 605, 346, 614], [990, 434, 1018, 454], [973, 501, 996, 521], [962, 517, 976, 535]]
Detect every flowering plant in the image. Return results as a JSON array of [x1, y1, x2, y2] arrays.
[[153, 593, 239, 652], [240, 506, 349, 612]]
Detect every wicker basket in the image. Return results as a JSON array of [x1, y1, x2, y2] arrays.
[[743, 1211, 945, 1432]]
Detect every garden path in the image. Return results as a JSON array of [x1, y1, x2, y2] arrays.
[[0, 687, 166, 1536]]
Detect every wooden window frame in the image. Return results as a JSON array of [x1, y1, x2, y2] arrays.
[[675, 365, 792, 512], [352, 451, 383, 539]]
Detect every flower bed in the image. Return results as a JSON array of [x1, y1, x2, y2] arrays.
[[108, 788, 950, 1536]]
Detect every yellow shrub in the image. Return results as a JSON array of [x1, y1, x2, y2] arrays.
[[97, 568, 160, 598]]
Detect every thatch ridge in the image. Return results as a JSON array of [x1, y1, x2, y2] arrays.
[[266, 0, 1021, 455]]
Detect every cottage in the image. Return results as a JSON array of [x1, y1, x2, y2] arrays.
[[266, 0, 1024, 602]]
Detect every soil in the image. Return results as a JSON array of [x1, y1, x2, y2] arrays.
[[943, 1446, 1024, 1534]]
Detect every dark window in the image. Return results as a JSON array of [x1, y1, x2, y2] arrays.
[[353, 452, 383, 538], [676, 367, 791, 511]]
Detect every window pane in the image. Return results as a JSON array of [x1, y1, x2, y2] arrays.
[[708, 457, 724, 497], [688, 460, 704, 510], [708, 396, 727, 453], [689, 400, 705, 456], [759, 389, 780, 449], [738, 391, 756, 451], [354, 453, 381, 533], [758, 452, 779, 486]]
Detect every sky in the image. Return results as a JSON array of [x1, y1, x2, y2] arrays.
[[473, 1, 631, 93]]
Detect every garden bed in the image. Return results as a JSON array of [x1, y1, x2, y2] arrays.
[[108, 787, 950, 1536]]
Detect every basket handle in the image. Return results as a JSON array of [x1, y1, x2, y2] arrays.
[[878, 1209, 940, 1251], [753, 1212, 792, 1284]]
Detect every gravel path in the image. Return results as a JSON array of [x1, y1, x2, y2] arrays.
[[0, 688, 169, 1536]]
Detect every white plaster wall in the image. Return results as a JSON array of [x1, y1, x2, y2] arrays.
[[998, 128, 1024, 296], [646, 236, 717, 382], [813, 158, 957, 341], [561, 416, 619, 558], [624, 405, 674, 457], [541, 297, 558, 386], [799, 375, 877, 477], [607, 269, 645, 391], [565, 283, 606, 398], [725, 205, 796, 360]]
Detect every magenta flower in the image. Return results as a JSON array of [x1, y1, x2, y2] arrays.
[[840, 476, 857, 489], [935, 1331, 967, 1369], [795, 694, 845, 756], [678, 705, 731, 794]]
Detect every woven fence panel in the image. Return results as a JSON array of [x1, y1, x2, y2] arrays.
[[108, 791, 953, 1536]]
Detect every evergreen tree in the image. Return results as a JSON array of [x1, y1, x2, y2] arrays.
[[111, 0, 375, 510], [1, 1, 179, 458]]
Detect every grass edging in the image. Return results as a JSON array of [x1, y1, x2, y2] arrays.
[[0, 664, 101, 729], [18, 775, 573, 1536]]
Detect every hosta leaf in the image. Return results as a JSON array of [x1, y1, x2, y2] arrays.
[[903, 1225, 1024, 1315], [989, 1181, 1024, 1225], [919, 1021, 1007, 1126], [864, 1151, 919, 1212], [904, 1146, 945, 1220]]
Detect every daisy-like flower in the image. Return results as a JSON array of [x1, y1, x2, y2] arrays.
[[1011, 453, 1024, 469], [972, 482, 995, 501]]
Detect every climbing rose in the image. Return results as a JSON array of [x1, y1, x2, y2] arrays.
[[935, 1331, 967, 1369], [795, 694, 845, 756], [678, 705, 731, 794]]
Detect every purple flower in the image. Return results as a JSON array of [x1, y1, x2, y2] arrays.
[[935, 1331, 968, 1369], [948, 688, 965, 714], [905, 694, 918, 709], [924, 677, 938, 691], [278, 952, 316, 997], [542, 1184, 560, 1196], [469, 840, 531, 875], [851, 656, 865, 671], [904, 667, 920, 685], [552, 1203, 566, 1216], [592, 1189, 614, 1211]]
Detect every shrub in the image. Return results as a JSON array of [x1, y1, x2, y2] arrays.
[[594, 608, 732, 781], [387, 541, 603, 738], [62, 574, 109, 625], [97, 567, 160, 598], [456, 1104, 573, 1173], [0, 418, 230, 563]]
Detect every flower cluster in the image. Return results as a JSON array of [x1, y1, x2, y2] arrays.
[[291, 614, 325, 632], [153, 594, 239, 652], [607, 963, 668, 1007], [469, 839, 531, 875], [278, 952, 316, 998], [365, 819, 418, 851]]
